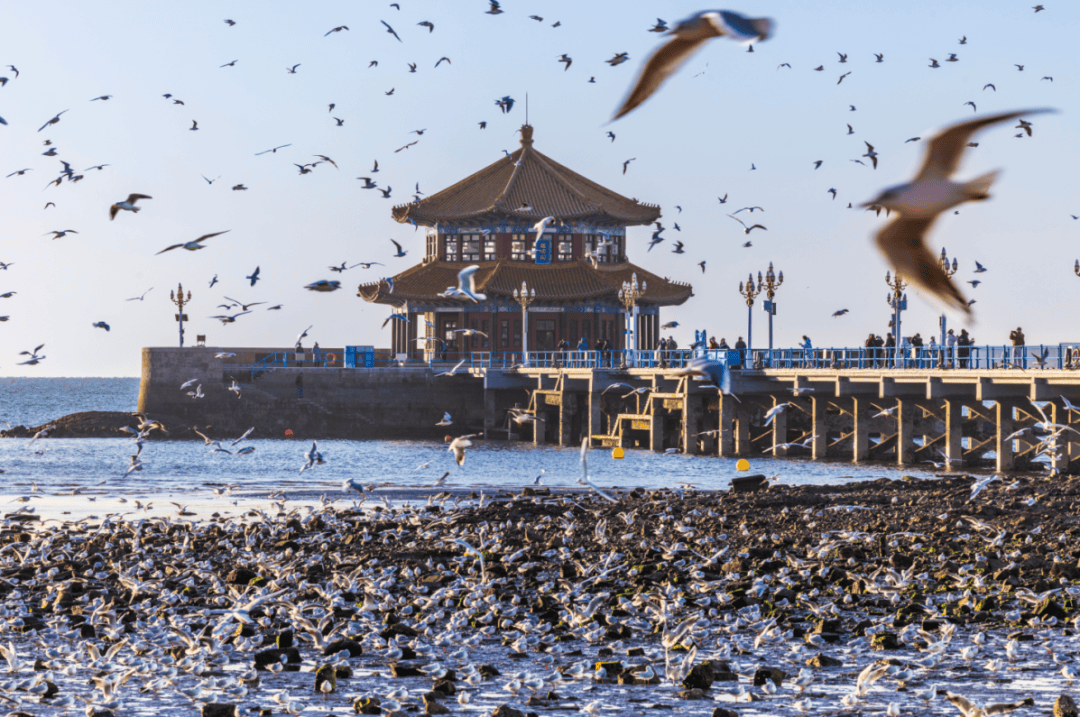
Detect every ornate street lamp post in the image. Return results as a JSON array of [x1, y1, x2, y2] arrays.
[[738, 273, 761, 353], [1074, 259, 1079, 277], [938, 247, 959, 350], [618, 273, 646, 367], [885, 271, 908, 367], [759, 262, 784, 351], [170, 283, 192, 348], [513, 281, 536, 366]]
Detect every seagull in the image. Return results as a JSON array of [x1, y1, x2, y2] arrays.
[[863, 142, 878, 169], [832, 309, 849, 317], [210, 311, 251, 325], [222, 297, 265, 312], [435, 359, 467, 377], [381, 21, 401, 42], [391, 239, 407, 257], [44, 229, 78, 239], [861, 109, 1055, 316], [126, 288, 153, 301], [190, 120, 199, 130], [456, 265, 486, 302], [37, 110, 68, 132], [286, 64, 300, 73], [246, 266, 260, 286], [109, 194, 152, 220], [558, 54, 572, 71], [727, 214, 766, 234], [945, 693, 1031, 717], [305, 280, 341, 292], [325, 25, 349, 36], [220, 60, 238, 68], [436, 412, 453, 427], [92, 321, 110, 331], [255, 144, 291, 155], [612, 10, 774, 120], [157, 231, 230, 255], [448, 435, 477, 466], [418, 21, 434, 32]]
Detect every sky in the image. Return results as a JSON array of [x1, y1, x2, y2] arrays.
[[1, 0, 1077, 377]]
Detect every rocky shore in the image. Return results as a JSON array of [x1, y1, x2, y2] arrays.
[[0, 410, 211, 439], [1, 473, 1078, 716]]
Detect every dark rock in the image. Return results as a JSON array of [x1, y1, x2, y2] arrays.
[[201, 705, 239, 717], [314, 664, 336, 693], [731, 475, 768, 493], [479, 664, 501, 678], [425, 701, 450, 715], [253, 647, 301, 669], [752, 667, 785, 688], [872, 632, 900, 650], [79, 623, 96, 639], [353, 696, 381, 715], [712, 710, 740, 717], [1055, 695, 1079, 717], [677, 688, 708, 700], [390, 662, 424, 678], [813, 619, 841, 634], [681, 662, 715, 691], [432, 679, 456, 695], [324, 639, 364, 657], [226, 568, 258, 585], [805, 653, 843, 668], [491, 706, 525, 717], [627, 647, 646, 657], [1037, 597, 1070, 621], [275, 630, 293, 648]]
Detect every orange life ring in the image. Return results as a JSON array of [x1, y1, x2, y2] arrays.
[[327, 353, 337, 363]]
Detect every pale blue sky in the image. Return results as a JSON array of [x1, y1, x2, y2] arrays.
[[1, 0, 1076, 376]]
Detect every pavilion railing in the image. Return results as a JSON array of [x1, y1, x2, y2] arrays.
[[243, 345, 1080, 374]]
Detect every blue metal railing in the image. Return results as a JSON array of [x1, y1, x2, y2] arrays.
[[244, 345, 1080, 374]]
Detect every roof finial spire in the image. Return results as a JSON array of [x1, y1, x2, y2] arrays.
[[525, 92, 529, 125]]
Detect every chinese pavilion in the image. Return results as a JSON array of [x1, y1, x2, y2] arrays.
[[358, 125, 693, 359]]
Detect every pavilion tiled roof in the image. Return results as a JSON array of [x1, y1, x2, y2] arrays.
[[391, 125, 661, 227], [358, 259, 692, 308]]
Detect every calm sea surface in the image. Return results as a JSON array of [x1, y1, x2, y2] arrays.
[[0, 377, 943, 510]]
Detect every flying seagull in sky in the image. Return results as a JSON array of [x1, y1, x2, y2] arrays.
[[37, 110, 68, 132], [861, 108, 1055, 317], [156, 230, 230, 255], [381, 20, 401, 42], [109, 194, 151, 220], [255, 144, 291, 155], [612, 10, 774, 120]]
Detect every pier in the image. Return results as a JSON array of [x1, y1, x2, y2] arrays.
[[138, 343, 1080, 473]]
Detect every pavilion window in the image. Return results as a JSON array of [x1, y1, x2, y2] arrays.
[[557, 235, 573, 262], [483, 236, 497, 261], [513, 319, 522, 348], [470, 318, 480, 348], [583, 235, 595, 258], [481, 319, 490, 348], [461, 234, 480, 262], [443, 235, 460, 262], [501, 319, 509, 348], [511, 234, 532, 261], [426, 234, 437, 260]]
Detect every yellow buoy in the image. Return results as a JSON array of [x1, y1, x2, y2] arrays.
[[736, 458, 750, 472], [612, 447, 625, 459]]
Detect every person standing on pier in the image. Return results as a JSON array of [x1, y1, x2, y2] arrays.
[[295, 372, 303, 399], [1010, 327, 1026, 369], [556, 338, 569, 367], [958, 328, 975, 368], [295, 342, 304, 368], [709, 336, 720, 350], [864, 333, 877, 367], [946, 329, 958, 369], [657, 336, 668, 367], [594, 337, 605, 368], [884, 333, 896, 368], [734, 336, 746, 368], [801, 335, 815, 368], [576, 336, 588, 368], [910, 333, 924, 368], [312, 342, 321, 368]]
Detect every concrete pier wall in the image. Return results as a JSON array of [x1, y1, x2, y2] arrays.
[[137, 347, 485, 438]]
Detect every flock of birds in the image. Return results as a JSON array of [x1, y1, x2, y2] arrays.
[[0, 3, 1070, 370], [0, 437, 1075, 716]]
